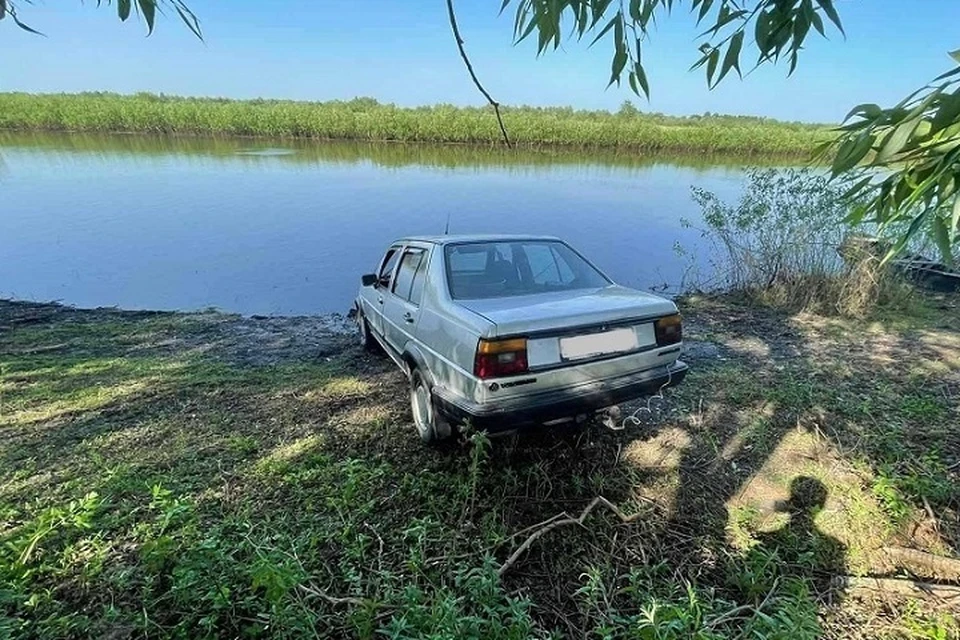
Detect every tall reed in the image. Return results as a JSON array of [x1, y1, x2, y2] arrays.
[[0, 92, 833, 155]]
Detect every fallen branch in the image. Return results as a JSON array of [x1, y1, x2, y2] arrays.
[[445, 0, 512, 148], [838, 576, 960, 603], [881, 547, 960, 581], [498, 496, 646, 577]]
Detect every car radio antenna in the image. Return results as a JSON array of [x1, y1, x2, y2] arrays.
[[444, 212, 451, 235]]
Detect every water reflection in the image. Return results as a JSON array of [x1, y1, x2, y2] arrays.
[[0, 132, 775, 315]]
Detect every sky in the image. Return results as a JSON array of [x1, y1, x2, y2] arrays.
[[2, 0, 958, 123]]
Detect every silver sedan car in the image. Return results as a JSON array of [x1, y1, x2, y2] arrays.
[[354, 234, 687, 442]]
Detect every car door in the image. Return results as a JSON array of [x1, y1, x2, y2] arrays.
[[382, 246, 429, 353], [366, 246, 402, 337]]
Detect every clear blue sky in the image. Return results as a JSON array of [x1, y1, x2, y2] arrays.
[[2, 0, 958, 123]]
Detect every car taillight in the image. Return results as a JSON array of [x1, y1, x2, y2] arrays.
[[474, 338, 528, 379], [655, 314, 682, 346]]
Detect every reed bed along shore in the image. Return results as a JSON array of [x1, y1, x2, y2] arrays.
[[0, 92, 833, 155]]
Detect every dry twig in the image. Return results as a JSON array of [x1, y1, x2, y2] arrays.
[[498, 496, 647, 577]]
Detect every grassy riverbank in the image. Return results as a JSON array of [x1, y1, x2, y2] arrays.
[[0, 93, 833, 155], [1, 293, 957, 638]]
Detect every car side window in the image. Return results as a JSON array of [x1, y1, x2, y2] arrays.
[[378, 248, 401, 287], [408, 251, 429, 306], [392, 249, 425, 303]]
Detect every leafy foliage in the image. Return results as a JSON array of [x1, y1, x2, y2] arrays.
[[0, 0, 200, 37], [501, 0, 844, 97], [827, 53, 960, 264], [685, 168, 915, 315]]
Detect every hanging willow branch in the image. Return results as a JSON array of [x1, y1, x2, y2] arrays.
[[445, 0, 512, 148]]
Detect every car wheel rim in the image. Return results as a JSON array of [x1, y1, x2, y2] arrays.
[[412, 383, 431, 438]]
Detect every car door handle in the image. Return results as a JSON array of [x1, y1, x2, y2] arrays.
[[377, 296, 384, 305], [403, 312, 415, 323]]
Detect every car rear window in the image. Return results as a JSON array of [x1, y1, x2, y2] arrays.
[[444, 241, 610, 300]]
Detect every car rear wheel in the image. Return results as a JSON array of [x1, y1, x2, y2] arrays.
[[410, 370, 452, 443]]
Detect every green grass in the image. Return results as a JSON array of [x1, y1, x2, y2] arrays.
[[0, 92, 835, 155], [1, 295, 957, 639]]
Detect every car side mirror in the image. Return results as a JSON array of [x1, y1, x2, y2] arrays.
[[361, 273, 378, 287]]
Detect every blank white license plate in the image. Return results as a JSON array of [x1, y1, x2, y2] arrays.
[[560, 328, 639, 361]]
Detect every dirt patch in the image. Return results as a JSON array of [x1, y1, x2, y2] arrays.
[[0, 298, 357, 366]]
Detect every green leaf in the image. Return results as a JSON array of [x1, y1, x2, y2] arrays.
[[814, 0, 844, 36], [640, 0, 657, 28], [831, 133, 873, 176], [754, 10, 770, 56], [517, 12, 539, 44], [118, 0, 131, 21], [173, 3, 202, 38], [931, 91, 960, 134], [11, 11, 44, 35], [610, 47, 628, 87], [590, 0, 614, 28], [842, 103, 882, 123], [793, 8, 811, 48], [950, 49, 960, 65], [846, 202, 873, 225], [808, 8, 825, 36], [932, 216, 954, 265], [715, 30, 744, 86], [706, 48, 720, 86], [137, 0, 156, 35], [634, 63, 650, 98], [698, 7, 747, 38], [952, 194, 960, 241], [589, 15, 618, 47], [933, 65, 960, 83], [885, 212, 930, 263], [0, 0, 6, 21], [841, 176, 874, 201], [696, 0, 713, 25], [876, 119, 920, 164]]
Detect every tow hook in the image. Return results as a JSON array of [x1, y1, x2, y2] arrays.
[[600, 405, 623, 431]]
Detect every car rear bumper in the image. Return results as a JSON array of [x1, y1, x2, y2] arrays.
[[433, 360, 688, 431]]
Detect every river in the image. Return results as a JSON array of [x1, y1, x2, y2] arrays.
[[0, 132, 769, 315]]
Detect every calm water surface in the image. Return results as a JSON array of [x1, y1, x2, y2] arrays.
[[0, 133, 760, 315]]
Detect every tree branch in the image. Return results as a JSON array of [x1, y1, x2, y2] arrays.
[[445, 0, 512, 148]]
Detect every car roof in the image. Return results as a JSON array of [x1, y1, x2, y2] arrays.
[[395, 234, 562, 246]]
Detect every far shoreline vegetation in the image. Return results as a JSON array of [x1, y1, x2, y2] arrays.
[[0, 92, 835, 156]]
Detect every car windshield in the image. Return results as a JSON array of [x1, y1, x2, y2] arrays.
[[444, 241, 611, 300]]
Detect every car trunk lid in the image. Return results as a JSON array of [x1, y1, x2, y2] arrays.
[[457, 285, 677, 337]]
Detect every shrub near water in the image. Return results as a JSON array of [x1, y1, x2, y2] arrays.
[[683, 168, 914, 316], [0, 92, 834, 155]]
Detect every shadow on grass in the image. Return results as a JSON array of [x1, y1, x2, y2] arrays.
[[1, 296, 957, 638]]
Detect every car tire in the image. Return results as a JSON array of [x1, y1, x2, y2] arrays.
[[357, 313, 377, 352], [410, 370, 451, 444]]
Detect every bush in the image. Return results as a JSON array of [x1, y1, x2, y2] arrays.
[[684, 168, 913, 316]]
